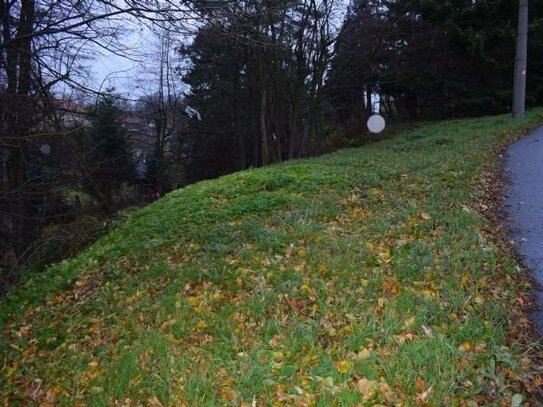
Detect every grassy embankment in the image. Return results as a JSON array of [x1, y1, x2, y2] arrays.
[[2, 111, 543, 405]]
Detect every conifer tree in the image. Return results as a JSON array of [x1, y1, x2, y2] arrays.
[[84, 93, 134, 213]]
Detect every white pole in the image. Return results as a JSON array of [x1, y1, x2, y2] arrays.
[[513, 0, 528, 119]]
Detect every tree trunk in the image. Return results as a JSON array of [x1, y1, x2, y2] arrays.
[[2, 0, 38, 261], [260, 87, 270, 166], [232, 72, 246, 169], [366, 86, 373, 115], [288, 97, 299, 160], [7, 142, 32, 258]]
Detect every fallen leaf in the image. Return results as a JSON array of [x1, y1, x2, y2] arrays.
[[421, 212, 431, 221], [534, 374, 542, 386], [380, 380, 395, 402], [195, 320, 207, 330], [415, 378, 426, 393], [511, 394, 523, 407], [269, 335, 281, 347], [394, 333, 414, 345], [219, 387, 238, 401], [415, 385, 432, 404], [403, 316, 416, 329], [458, 342, 471, 352], [148, 396, 164, 407], [337, 360, 353, 374], [323, 376, 334, 387], [421, 325, 433, 337], [357, 378, 377, 400]]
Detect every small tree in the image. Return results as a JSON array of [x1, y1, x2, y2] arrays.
[[84, 92, 134, 213]]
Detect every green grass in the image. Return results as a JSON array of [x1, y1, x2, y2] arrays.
[[2, 111, 543, 405]]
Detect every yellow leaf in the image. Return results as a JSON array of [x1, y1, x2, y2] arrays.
[[273, 351, 283, 360], [336, 360, 353, 374], [323, 376, 334, 387], [6, 365, 17, 378], [403, 316, 416, 329], [458, 342, 471, 352], [378, 250, 392, 264]]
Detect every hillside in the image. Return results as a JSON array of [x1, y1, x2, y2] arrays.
[[2, 111, 543, 405]]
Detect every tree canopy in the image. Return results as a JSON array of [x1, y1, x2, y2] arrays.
[[326, 0, 543, 121]]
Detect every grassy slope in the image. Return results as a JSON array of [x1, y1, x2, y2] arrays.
[[2, 111, 543, 406]]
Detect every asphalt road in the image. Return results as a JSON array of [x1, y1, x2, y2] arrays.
[[504, 126, 543, 333]]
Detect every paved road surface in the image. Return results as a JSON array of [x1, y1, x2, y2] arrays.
[[504, 126, 543, 333]]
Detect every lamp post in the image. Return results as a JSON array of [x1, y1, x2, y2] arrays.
[[513, 0, 528, 119]]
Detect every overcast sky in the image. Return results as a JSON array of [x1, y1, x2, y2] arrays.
[[89, 22, 148, 100]]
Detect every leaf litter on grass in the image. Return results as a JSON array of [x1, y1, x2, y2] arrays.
[[2, 111, 543, 405]]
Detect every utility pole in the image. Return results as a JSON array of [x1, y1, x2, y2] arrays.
[[513, 0, 528, 119]]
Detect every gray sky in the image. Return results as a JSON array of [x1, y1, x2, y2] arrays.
[[90, 22, 148, 99]]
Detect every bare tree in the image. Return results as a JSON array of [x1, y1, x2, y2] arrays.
[[136, 30, 187, 196], [0, 0, 200, 280]]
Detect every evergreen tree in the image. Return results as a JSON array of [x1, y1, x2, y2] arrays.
[[327, 0, 543, 120], [527, 0, 543, 105], [180, 0, 339, 180], [84, 93, 134, 213]]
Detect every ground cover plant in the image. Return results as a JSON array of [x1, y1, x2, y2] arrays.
[[2, 111, 543, 405]]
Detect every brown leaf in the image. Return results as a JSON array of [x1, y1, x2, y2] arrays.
[[357, 378, 377, 400], [383, 278, 399, 295], [269, 335, 281, 347], [147, 396, 164, 407], [40, 390, 56, 407], [415, 385, 433, 405], [219, 387, 238, 401], [415, 378, 426, 393], [420, 212, 431, 221]]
